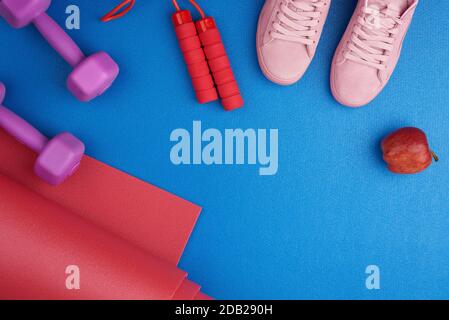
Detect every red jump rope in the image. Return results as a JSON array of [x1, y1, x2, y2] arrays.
[[102, 1, 243, 110], [172, 2, 218, 104], [172, 0, 244, 111]]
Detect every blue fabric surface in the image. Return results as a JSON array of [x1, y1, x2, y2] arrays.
[[0, 0, 448, 299]]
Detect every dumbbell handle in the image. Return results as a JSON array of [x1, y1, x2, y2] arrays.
[[0, 106, 48, 153], [33, 13, 85, 68]]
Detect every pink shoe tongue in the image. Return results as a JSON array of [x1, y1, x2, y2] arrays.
[[367, 0, 409, 18], [367, 0, 409, 17]]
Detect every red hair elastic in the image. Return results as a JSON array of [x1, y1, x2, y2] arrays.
[[172, 0, 244, 111], [102, 0, 136, 23]]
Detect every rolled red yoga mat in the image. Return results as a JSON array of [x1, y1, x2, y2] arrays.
[[0, 130, 211, 300]]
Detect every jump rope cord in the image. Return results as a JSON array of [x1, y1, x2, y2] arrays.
[[172, 0, 206, 18], [102, 0, 205, 23], [101, 0, 136, 22]]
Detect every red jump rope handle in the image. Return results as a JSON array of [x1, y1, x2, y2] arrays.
[[196, 18, 243, 111], [172, 11, 218, 104]]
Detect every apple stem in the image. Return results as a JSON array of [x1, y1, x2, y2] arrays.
[[431, 151, 439, 162]]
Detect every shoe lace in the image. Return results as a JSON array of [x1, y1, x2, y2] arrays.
[[345, 1, 403, 70], [271, 0, 326, 46]]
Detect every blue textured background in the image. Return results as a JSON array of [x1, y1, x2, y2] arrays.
[[1, 0, 448, 299]]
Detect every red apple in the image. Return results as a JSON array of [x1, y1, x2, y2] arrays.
[[381, 127, 438, 174]]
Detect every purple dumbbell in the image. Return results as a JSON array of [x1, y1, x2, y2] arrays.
[[0, 0, 119, 102], [0, 82, 85, 185]]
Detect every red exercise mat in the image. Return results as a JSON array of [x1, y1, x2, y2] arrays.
[[0, 131, 211, 299], [0, 174, 186, 299], [0, 130, 200, 265]]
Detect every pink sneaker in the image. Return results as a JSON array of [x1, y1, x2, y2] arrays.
[[331, 0, 419, 107], [257, 0, 331, 85]]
